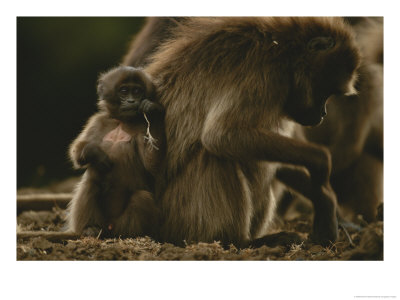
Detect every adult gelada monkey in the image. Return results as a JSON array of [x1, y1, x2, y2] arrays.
[[67, 66, 165, 237], [139, 17, 360, 246]]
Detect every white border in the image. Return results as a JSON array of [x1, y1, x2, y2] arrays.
[[2, 1, 399, 299]]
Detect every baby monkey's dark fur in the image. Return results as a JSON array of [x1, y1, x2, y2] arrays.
[[67, 66, 165, 238]]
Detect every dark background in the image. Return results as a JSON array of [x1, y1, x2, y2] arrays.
[[17, 17, 145, 188]]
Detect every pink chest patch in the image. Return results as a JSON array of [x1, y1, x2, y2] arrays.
[[103, 123, 132, 143]]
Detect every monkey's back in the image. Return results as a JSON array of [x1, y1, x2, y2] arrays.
[[146, 18, 294, 244]]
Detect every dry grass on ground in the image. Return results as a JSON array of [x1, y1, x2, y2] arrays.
[[17, 204, 383, 261]]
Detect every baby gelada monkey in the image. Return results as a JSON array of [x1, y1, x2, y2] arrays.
[[67, 66, 165, 238]]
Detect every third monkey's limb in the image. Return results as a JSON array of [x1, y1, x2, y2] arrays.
[[276, 166, 338, 245]]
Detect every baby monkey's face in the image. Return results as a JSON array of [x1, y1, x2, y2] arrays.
[[116, 81, 146, 118], [97, 66, 156, 122]]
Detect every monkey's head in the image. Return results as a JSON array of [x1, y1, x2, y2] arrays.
[[280, 17, 361, 127], [97, 66, 156, 121]]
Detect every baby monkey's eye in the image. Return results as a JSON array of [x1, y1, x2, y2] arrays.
[[119, 86, 129, 95], [132, 87, 143, 96]]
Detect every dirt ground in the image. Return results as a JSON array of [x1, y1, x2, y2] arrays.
[[17, 180, 383, 261]]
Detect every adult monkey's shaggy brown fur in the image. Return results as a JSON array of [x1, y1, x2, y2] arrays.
[[123, 17, 184, 67], [139, 17, 360, 246]]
